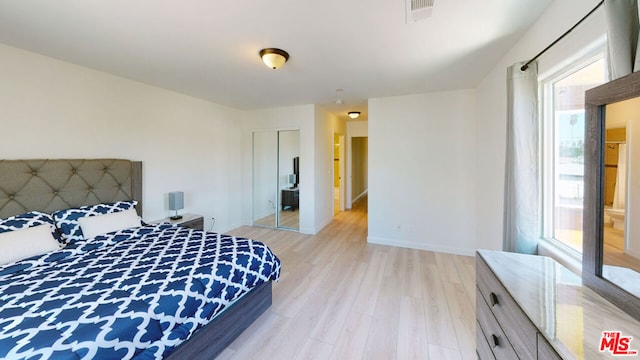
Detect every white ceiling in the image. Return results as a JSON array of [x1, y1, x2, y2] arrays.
[[0, 0, 552, 120]]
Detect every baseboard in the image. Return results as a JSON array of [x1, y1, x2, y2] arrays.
[[367, 236, 475, 256], [299, 227, 316, 235], [352, 190, 368, 205], [626, 247, 640, 260], [316, 217, 332, 232], [300, 216, 332, 235], [220, 223, 243, 233]]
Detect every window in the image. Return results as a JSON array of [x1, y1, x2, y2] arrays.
[[542, 51, 608, 254]]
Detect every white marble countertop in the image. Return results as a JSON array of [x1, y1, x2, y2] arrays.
[[478, 250, 640, 359]]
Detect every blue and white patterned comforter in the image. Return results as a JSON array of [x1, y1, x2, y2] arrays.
[[0, 223, 281, 359]]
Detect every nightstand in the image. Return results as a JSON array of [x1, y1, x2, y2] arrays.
[[151, 213, 204, 231], [281, 188, 299, 211]]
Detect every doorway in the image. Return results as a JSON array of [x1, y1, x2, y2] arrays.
[[252, 130, 300, 230], [334, 134, 345, 216], [351, 136, 368, 205]]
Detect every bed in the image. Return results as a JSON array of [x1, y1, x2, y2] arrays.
[[0, 159, 281, 359]]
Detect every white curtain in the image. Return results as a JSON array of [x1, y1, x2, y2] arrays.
[[606, 0, 640, 79], [613, 144, 628, 209], [503, 61, 539, 254]]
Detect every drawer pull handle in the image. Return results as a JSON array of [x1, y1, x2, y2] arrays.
[[491, 334, 500, 348], [489, 292, 499, 306]]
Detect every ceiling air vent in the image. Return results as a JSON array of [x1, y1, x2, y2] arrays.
[[406, 0, 435, 23]]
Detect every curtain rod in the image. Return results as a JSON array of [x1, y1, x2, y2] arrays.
[[521, 0, 604, 71]]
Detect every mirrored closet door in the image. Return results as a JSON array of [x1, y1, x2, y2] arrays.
[[252, 130, 300, 230]]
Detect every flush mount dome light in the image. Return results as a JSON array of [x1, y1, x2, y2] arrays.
[[348, 111, 361, 119], [259, 48, 289, 69]]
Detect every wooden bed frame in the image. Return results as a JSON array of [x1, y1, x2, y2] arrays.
[[0, 159, 273, 359], [167, 281, 272, 359]]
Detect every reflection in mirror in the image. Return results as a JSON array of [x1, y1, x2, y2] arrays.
[[603, 98, 640, 298], [253, 132, 278, 228], [252, 130, 300, 230], [277, 130, 300, 230]]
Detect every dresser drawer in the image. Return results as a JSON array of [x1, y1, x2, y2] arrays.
[[476, 254, 538, 359], [476, 321, 496, 360], [477, 289, 518, 360], [537, 333, 561, 359]]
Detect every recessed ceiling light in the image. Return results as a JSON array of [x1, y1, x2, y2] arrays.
[[335, 89, 344, 104]]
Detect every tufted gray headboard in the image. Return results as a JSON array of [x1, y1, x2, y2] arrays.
[[0, 159, 142, 219]]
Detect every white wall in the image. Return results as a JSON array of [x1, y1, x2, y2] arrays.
[[0, 43, 243, 232], [474, 0, 606, 251], [314, 106, 346, 232], [347, 121, 368, 137], [368, 90, 477, 255]]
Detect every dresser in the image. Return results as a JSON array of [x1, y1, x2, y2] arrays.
[[476, 250, 640, 359]]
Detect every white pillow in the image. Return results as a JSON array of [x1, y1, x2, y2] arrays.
[[0, 224, 60, 265], [78, 208, 142, 240]]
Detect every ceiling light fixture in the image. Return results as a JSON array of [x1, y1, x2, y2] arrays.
[[259, 48, 289, 69], [348, 111, 361, 119]]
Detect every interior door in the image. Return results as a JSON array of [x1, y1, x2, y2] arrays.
[[277, 130, 300, 230], [252, 130, 300, 230], [252, 131, 278, 228]]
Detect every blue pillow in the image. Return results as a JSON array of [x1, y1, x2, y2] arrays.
[[0, 211, 61, 244], [52, 201, 137, 244]]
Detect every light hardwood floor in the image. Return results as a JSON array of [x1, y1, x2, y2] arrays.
[[604, 223, 640, 272], [254, 209, 300, 229], [220, 196, 477, 360]]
